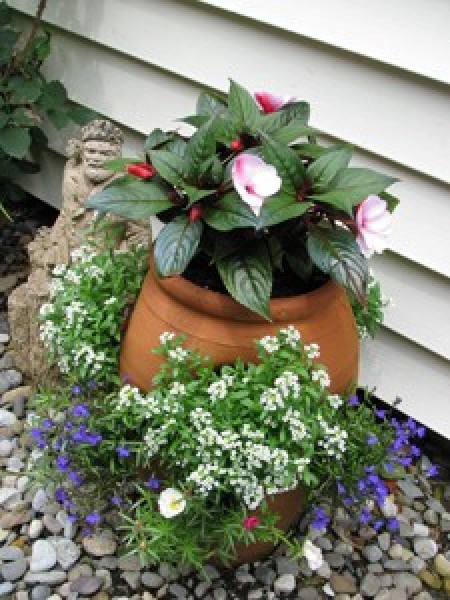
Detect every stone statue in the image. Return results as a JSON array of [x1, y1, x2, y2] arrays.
[[8, 119, 149, 381]]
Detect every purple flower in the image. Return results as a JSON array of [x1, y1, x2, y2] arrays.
[[55, 455, 70, 472], [36, 438, 47, 449], [367, 474, 380, 486], [87, 380, 98, 389], [311, 506, 330, 530], [68, 471, 83, 487], [116, 446, 130, 458], [367, 434, 379, 446], [373, 519, 384, 531], [426, 464, 438, 478], [384, 462, 394, 473], [357, 479, 367, 492], [337, 482, 346, 495], [30, 428, 43, 440], [67, 514, 77, 523], [406, 417, 417, 434], [365, 465, 376, 474], [55, 487, 68, 504], [85, 511, 101, 526], [110, 495, 122, 506], [81, 527, 92, 537], [359, 509, 372, 525], [348, 395, 359, 407], [416, 426, 426, 438], [398, 456, 413, 467], [71, 404, 90, 418], [410, 445, 421, 457], [374, 409, 386, 419], [343, 496, 354, 506], [145, 477, 161, 490], [386, 518, 399, 532], [42, 419, 54, 429], [64, 421, 73, 430], [71, 385, 82, 395]]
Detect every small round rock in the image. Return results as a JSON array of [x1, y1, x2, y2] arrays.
[[274, 574, 296, 594]]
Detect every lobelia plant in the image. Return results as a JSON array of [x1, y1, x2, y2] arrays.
[[28, 327, 429, 569], [87, 81, 399, 320]]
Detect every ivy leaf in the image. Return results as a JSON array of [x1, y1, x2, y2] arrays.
[[307, 227, 369, 299], [307, 146, 352, 192], [258, 191, 311, 228], [203, 192, 257, 231], [69, 105, 99, 125], [86, 178, 173, 219], [0, 127, 31, 159], [228, 80, 260, 130], [7, 77, 42, 104], [217, 240, 273, 320], [154, 216, 203, 276], [37, 81, 68, 110], [310, 168, 399, 213], [149, 150, 187, 186]]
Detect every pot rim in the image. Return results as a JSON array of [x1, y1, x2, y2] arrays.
[[149, 258, 342, 323]]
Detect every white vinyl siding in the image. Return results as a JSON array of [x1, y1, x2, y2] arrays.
[[11, 0, 450, 436]]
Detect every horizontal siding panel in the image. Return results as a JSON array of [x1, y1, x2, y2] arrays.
[[17, 150, 64, 210], [360, 329, 450, 438], [23, 27, 450, 278], [198, 0, 450, 85], [11, 0, 450, 183]]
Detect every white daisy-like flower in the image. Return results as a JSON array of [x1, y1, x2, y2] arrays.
[[158, 488, 186, 518]]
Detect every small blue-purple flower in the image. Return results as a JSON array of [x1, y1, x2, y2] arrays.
[[68, 471, 83, 487], [426, 464, 438, 478], [311, 506, 330, 530], [55, 487, 68, 504], [416, 426, 426, 438], [116, 445, 130, 458], [110, 495, 122, 506], [85, 511, 101, 526], [55, 455, 70, 472], [71, 385, 82, 395], [386, 518, 399, 532], [145, 477, 160, 490], [348, 394, 359, 407], [42, 419, 54, 429], [337, 482, 346, 495], [71, 404, 90, 418], [367, 434, 379, 446], [374, 409, 386, 419]]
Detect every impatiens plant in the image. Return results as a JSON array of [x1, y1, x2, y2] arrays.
[[28, 327, 426, 568], [86, 80, 399, 319]]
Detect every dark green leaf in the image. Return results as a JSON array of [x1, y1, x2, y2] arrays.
[[86, 178, 173, 219], [149, 150, 187, 186], [267, 236, 284, 270], [7, 77, 42, 103], [295, 143, 328, 160], [184, 118, 217, 177], [179, 115, 209, 128], [228, 80, 260, 130], [37, 80, 68, 110], [46, 108, 70, 129], [144, 128, 174, 152], [0, 30, 19, 65], [182, 184, 216, 206], [261, 132, 307, 192], [273, 121, 316, 145], [258, 191, 311, 228], [213, 115, 240, 144], [286, 247, 314, 280], [307, 146, 352, 191], [0, 127, 31, 159], [196, 90, 227, 116], [102, 158, 141, 173], [198, 155, 224, 187], [69, 104, 99, 125], [29, 32, 51, 62], [217, 240, 273, 320], [0, 2, 12, 25], [307, 227, 368, 299], [310, 168, 399, 213], [379, 191, 400, 213], [165, 136, 187, 157], [259, 101, 310, 133], [203, 192, 257, 231], [10, 108, 38, 127], [0, 113, 8, 129], [154, 216, 203, 276]]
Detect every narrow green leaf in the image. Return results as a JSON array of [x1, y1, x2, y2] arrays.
[[86, 178, 173, 219], [295, 143, 328, 160], [217, 241, 273, 320], [273, 121, 316, 145], [258, 101, 310, 133], [307, 227, 368, 299], [69, 105, 99, 125], [179, 115, 210, 128], [182, 184, 216, 206], [149, 150, 187, 186], [258, 191, 311, 228], [379, 191, 400, 213], [203, 192, 257, 231], [144, 128, 174, 152], [154, 216, 203, 276], [0, 127, 31, 159], [184, 118, 217, 177], [307, 146, 352, 191], [37, 81, 68, 110], [260, 132, 307, 191], [228, 80, 260, 130], [196, 90, 227, 116]]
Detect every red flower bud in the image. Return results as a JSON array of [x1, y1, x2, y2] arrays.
[[243, 516, 260, 531], [230, 139, 244, 151], [188, 205, 203, 223], [127, 163, 156, 179]]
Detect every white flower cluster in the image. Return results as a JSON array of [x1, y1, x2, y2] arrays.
[[72, 344, 106, 374], [259, 335, 280, 354], [282, 407, 308, 441], [304, 343, 320, 359], [168, 347, 189, 362], [279, 325, 301, 348], [311, 368, 331, 389], [159, 331, 176, 345], [207, 374, 234, 402], [328, 394, 343, 409], [117, 384, 143, 409], [317, 414, 347, 459], [260, 370, 300, 412]]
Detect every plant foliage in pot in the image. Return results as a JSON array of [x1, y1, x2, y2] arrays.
[[87, 81, 399, 393]]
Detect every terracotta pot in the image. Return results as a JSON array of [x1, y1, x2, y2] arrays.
[[226, 487, 306, 567], [120, 261, 359, 393]]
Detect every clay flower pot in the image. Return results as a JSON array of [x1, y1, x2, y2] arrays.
[[120, 261, 359, 394]]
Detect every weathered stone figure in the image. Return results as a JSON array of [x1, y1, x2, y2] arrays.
[[8, 119, 148, 381]]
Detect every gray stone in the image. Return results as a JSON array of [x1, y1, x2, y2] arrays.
[[202, 565, 220, 581], [388, 543, 405, 559], [247, 590, 263, 600], [254, 565, 276, 586], [334, 541, 353, 555], [383, 559, 410, 571], [367, 563, 383, 574], [28, 519, 43, 539], [121, 571, 140, 589], [70, 576, 103, 595], [0, 557, 27, 581], [413, 537, 437, 560], [397, 479, 424, 499], [25, 572, 67, 585], [30, 539, 57, 572], [194, 581, 211, 598], [414, 592, 434, 600], [0, 509, 31, 529], [31, 586, 52, 600], [0, 370, 22, 395], [316, 536, 333, 551], [377, 532, 390, 552], [423, 509, 439, 525], [412, 523, 429, 537], [213, 589, 227, 600], [68, 564, 93, 581], [276, 557, 299, 576], [0, 582, 14, 596], [0, 333, 9, 344], [316, 561, 331, 578], [0, 487, 20, 506], [7, 455, 24, 473], [118, 554, 142, 571], [0, 439, 13, 457], [324, 552, 344, 568], [0, 546, 23, 561], [168, 584, 187, 598], [97, 556, 118, 570], [360, 573, 380, 597], [434, 553, 450, 577], [362, 545, 383, 563], [52, 538, 81, 569], [0, 350, 15, 370], [82, 533, 117, 557], [43, 514, 63, 535], [235, 570, 255, 585], [399, 522, 414, 537], [410, 555, 426, 574], [392, 573, 422, 595], [378, 574, 392, 588], [297, 587, 321, 600], [158, 562, 178, 581], [32, 489, 48, 512], [375, 591, 406, 600], [273, 574, 296, 594], [0, 408, 17, 427]]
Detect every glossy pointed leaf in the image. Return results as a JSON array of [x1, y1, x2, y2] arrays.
[[203, 192, 257, 231], [228, 80, 260, 130], [154, 216, 203, 276], [307, 146, 352, 191], [258, 191, 312, 228], [149, 150, 187, 186]]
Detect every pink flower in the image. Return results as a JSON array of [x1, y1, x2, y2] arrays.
[[243, 516, 260, 530], [232, 153, 281, 216], [356, 195, 392, 257], [254, 92, 296, 113]]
